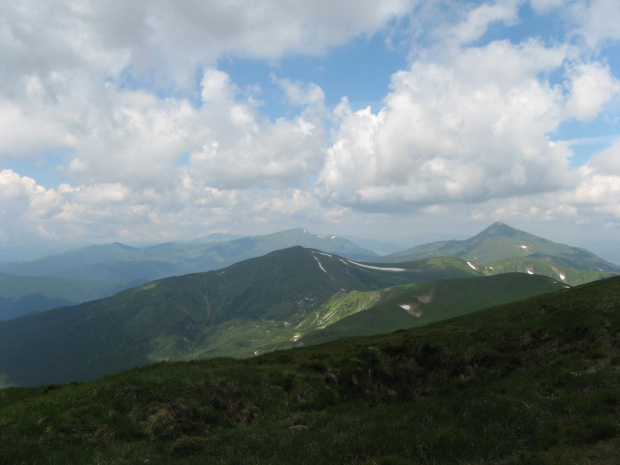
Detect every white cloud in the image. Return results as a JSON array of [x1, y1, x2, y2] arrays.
[[589, 139, 620, 175], [2, 0, 620, 250], [446, 0, 520, 46], [570, 0, 620, 49], [64, 88, 195, 187], [318, 39, 574, 211], [529, 0, 565, 14], [273, 77, 326, 106], [1, 0, 416, 92], [565, 62, 620, 121], [186, 70, 328, 189]]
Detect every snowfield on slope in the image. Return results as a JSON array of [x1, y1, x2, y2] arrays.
[[347, 260, 406, 272]]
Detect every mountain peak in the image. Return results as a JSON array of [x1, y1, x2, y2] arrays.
[[475, 222, 523, 239]]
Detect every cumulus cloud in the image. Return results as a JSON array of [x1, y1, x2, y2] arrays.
[[444, 0, 520, 46], [0, 0, 417, 94], [318, 38, 574, 211], [570, 0, 620, 49], [564, 62, 620, 121], [185, 70, 328, 189], [589, 139, 620, 175]]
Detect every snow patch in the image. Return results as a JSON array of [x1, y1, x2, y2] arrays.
[[527, 270, 534, 275], [339, 259, 348, 265], [400, 304, 411, 311], [314, 257, 328, 274], [467, 261, 477, 271], [520, 245, 529, 249], [318, 252, 333, 257], [559, 273, 566, 281], [347, 260, 406, 272], [331, 236, 337, 239]]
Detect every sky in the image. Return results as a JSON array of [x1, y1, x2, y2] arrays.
[[1, 0, 620, 261]]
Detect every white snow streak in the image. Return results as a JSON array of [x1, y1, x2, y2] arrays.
[[400, 304, 411, 311], [347, 260, 406, 272], [314, 256, 328, 274], [467, 261, 477, 270]]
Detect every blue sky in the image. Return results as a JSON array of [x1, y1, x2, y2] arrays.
[[1, 0, 620, 261]]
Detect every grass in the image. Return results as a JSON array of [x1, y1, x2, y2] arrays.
[[0, 276, 619, 463], [301, 273, 566, 345]]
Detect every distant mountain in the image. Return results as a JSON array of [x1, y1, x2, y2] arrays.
[[340, 234, 407, 255], [0, 229, 377, 317], [0, 246, 487, 386], [189, 232, 245, 243], [376, 222, 619, 285], [0, 228, 376, 283], [0, 273, 132, 320]]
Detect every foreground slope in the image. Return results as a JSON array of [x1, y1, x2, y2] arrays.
[[0, 247, 481, 386], [1, 277, 618, 464]]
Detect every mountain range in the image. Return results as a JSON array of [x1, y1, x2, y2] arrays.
[[0, 245, 566, 387], [0, 228, 376, 318], [0, 221, 618, 387]]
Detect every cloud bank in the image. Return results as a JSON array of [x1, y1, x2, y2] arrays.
[[1, 0, 620, 247]]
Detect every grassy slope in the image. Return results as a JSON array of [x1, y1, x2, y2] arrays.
[[301, 273, 568, 345], [0, 248, 482, 387], [486, 254, 617, 286], [0, 276, 619, 464], [378, 222, 620, 275]]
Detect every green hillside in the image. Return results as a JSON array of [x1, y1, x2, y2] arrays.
[[378, 222, 620, 271], [301, 273, 568, 345], [0, 248, 482, 387], [0, 273, 130, 320], [1, 276, 618, 464], [486, 254, 618, 286]]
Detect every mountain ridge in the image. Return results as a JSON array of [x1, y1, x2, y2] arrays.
[[0, 246, 515, 386], [375, 222, 620, 283]]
